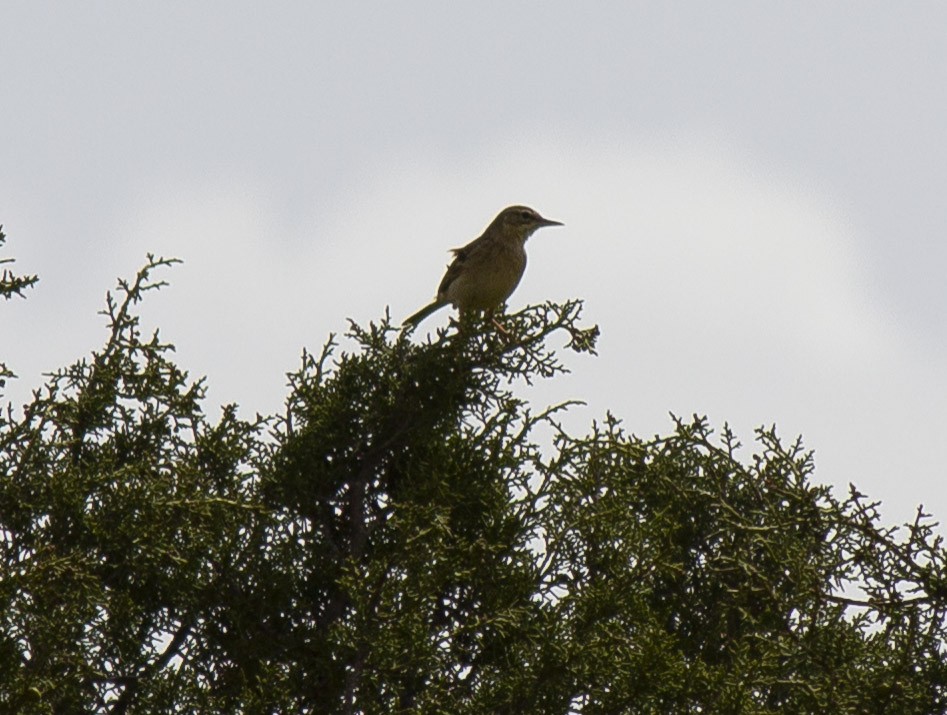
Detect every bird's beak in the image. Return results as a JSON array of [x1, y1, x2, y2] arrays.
[[538, 216, 563, 227]]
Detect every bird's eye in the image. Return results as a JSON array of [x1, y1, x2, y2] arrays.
[[520, 210, 533, 220]]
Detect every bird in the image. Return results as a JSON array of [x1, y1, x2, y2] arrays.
[[402, 205, 563, 329]]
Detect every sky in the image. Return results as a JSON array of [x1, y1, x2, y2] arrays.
[[2, 3, 946, 527]]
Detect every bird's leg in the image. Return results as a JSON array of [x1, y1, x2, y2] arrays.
[[489, 308, 512, 336]]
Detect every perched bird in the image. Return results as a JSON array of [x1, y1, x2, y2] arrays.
[[402, 205, 562, 328]]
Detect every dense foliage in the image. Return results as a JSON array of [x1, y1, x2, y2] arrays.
[[1, 254, 945, 713]]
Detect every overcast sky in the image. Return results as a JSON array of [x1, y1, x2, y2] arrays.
[[2, 3, 946, 526]]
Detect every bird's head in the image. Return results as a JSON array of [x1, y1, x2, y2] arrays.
[[493, 205, 563, 241]]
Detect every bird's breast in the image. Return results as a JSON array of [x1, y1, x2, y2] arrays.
[[446, 244, 527, 311]]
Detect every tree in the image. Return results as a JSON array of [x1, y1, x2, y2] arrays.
[[1, 254, 945, 713]]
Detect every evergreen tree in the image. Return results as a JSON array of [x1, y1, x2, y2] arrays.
[[1, 254, 945, 713]]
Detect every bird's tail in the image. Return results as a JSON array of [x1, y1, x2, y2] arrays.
[[402, 300, 446, 328]]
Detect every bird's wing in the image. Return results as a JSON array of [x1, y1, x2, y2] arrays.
[[436, 252, 466, 297], [437, 236, 482, 297]]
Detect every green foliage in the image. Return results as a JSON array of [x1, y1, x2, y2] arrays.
[[0, 226, 40, 388], [1, 256, 946, 713], [0, 256, 265, 712], [0, 226, 38, 302]]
